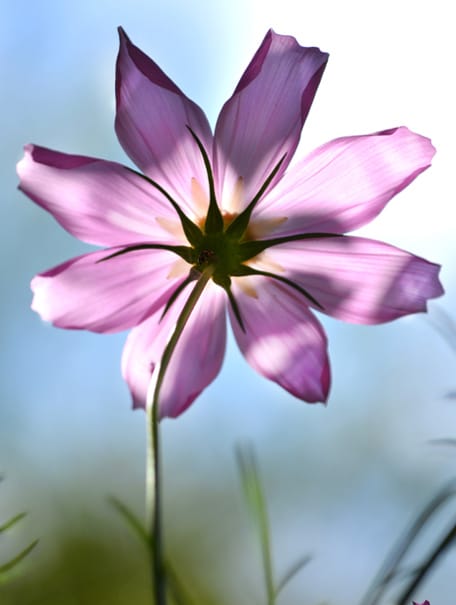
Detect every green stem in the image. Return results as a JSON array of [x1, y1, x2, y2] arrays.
[[146, 268, 213, 605]]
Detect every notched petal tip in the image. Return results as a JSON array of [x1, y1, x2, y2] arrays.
[[234, 28, 329, 96], [386, 125, 436, 163], [402, 257, 445, 318], [214, 27, 329, 206], [17, 144, 40, 181], [22, 142, 34, 156], [288, 338, 331, 404], [425, 261, 445, 301], [17, 144, 94, 180], [267, 28, 330, 63], [30, 272, 58, 326], [230, 279, 331, 405]]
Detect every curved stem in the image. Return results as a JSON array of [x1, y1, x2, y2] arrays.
[[146, 268, 214, 605]]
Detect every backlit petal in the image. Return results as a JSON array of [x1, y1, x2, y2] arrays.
[[115, 28, 213, 218], [31, 248, 188, 333], [17, 145, 187, 247], [253, 127, 435, 237], [264, 237, 444, 324], [214, 29, 328, 213], [229, 277, 330, 402], [122, 282, 226, 417]]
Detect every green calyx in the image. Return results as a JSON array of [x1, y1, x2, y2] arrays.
[[188, 229, 252, 333], [193, 231, 245, 281], [101, 128, 326, 332]]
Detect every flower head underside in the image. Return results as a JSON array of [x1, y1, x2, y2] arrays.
[[18, 28, 444, 418]]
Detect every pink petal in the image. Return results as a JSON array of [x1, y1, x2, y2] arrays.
[[32, 248, 189, 333], [115, 28, 213, 218], [253, 127, 435, 237], [122, 282, 226, 418], [262, 236, 443, 324], [17, 145, 187, 247], [214, 29, 328, 213], [229, 277, 330, 402]]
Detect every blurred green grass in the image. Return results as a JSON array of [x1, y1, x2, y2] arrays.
[[1, 518, 222, 605]]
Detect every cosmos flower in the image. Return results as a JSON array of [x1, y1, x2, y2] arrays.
[[413, 601, 430, 605], [18, 29, 443, 418]]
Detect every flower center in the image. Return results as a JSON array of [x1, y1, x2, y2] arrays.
[[193, 230, 245, 288], [103, 128, 328, 330]]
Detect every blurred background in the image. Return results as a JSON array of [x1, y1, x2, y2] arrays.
[[1, 0, 455, 603]]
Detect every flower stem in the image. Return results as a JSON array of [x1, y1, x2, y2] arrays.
[[146, 268, 213, 605], [146, 384, 166, 604]]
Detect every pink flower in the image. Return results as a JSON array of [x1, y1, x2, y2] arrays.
[[413, 601, 430, 605], [18, 29, 443, 418]]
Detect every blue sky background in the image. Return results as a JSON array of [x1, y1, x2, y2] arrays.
[[1, 1, 456, 602]]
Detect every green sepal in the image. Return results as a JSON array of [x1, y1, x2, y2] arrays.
[[225, 154, 286, 240], [159, 271, 197, 321], [233, 264, 324, 310], [96, 243, 196, 264], [213, 274, 245, 332], [239, 232, 340, 262], [186, 126, 224, 235], [126, 167, 203, 247]]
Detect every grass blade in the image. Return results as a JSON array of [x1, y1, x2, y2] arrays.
[[0, 512, 27, 534], [108, 496, 148, 545], [110, 496, 200, 605], [0, 539, 39, 577], [237, 444, 275, 605], [396, 520, 456, 605], [275, 554, 312, 597], [359, 479, 456, 605]]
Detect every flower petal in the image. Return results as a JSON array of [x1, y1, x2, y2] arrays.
[[214, 29, 328, 213], [115, 28, 213, 218], [229, 277, 330, 402], [262, 236, 444, 324], [32, 248, 189, 333], [253, 127, 435, 237], [17, 145, 189, 247], [122, 282, 226, 418]]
